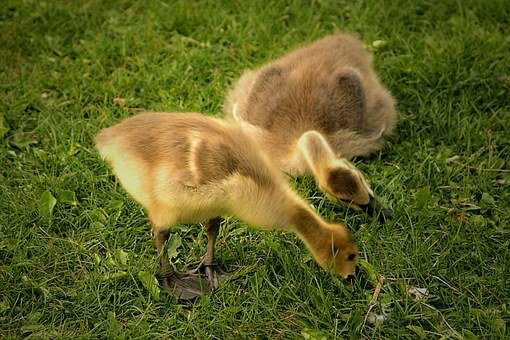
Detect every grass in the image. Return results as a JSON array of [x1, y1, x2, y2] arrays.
[[1, 0, 509, 338]]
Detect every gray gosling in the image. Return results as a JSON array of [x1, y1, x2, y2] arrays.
[[96, 112, 358, 299], [224, 33, 397, 218]]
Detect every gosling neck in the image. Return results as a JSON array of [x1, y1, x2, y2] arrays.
[[297, 131, 339, 180], [289, 203, 330, 253]]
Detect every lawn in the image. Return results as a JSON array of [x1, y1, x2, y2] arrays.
[[1, 0, 509, 338]]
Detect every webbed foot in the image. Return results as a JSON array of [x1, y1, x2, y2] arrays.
[[160, 272, 208, 300]]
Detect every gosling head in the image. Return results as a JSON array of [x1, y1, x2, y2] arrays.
[[316, 223, 359, 279], [292, 205, 358, 279], [320, 160, 392, 221]]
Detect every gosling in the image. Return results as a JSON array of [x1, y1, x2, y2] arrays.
[[224, 33, 397, 218], [96, 112, 358, 299]]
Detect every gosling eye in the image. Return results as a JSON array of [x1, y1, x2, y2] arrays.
[[347, 253, 357, 261]]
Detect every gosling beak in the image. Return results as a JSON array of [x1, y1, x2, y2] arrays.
[[360, 195, 393, 222]]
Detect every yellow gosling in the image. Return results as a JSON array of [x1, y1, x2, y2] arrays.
[[96, 112, 358, 299]]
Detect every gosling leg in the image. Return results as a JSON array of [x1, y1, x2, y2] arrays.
[[203, 217, 221, 290], [153, 228, 173, 288]]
